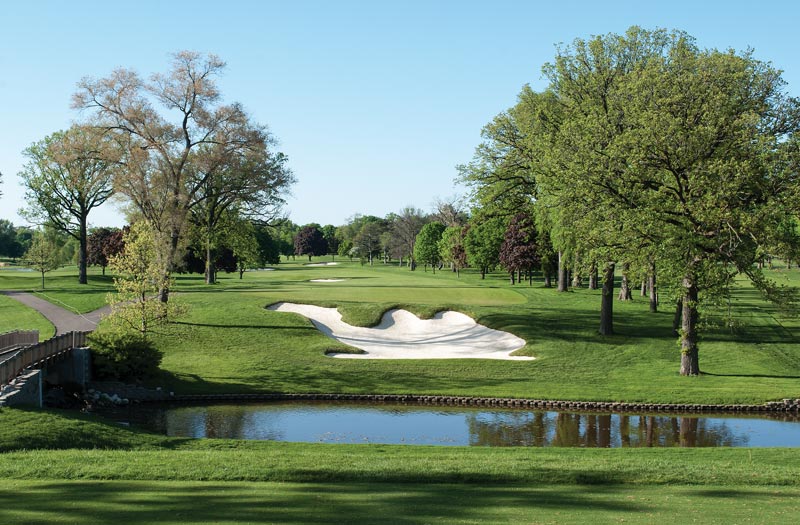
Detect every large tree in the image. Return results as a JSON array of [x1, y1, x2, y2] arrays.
[[353, 221, 386, 265], [0, 220, 24, 259], [618, 38, 800, 374], [87, 227, 125, 275], [191, 146, 293, 283], [463, 215, 505, 279], [542, 28, 800, 373], [19, 125, 117, 284], [294, 224, 327, 261], [414, 222, 446, 273], [499, 212, 540, 285], [438, 226, 467, 277], [388, 206, 426, 268], [73, 51, 270, 301]]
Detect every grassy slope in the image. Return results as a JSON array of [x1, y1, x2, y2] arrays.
[[1, 408, 799, 524]]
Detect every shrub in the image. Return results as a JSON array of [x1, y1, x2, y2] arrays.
[[89, 332, 163, 382]]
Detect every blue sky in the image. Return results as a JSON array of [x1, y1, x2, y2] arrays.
[[1, 0, 798, 228]]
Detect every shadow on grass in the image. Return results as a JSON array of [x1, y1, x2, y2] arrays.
[[0, 481, 646, 524], [701, 372, 800, 379]]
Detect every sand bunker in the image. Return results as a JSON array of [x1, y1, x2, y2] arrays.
[[268, 302, 531, 360], [305, 262, 339, 267], [309, 279, 346, 283]]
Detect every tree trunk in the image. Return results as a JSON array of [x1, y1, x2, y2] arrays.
[[41, 270, 46, 290], [481, 267, 486, 280], [78, 213, 88, 285], [159, 227, 182, 304], [571, 265, 582, 288], [544, 273, 551, 288], [205, 239, 215, 285], [640, 279, 647, 297], [588, 262, 598, 290], [648, 262, 658, 313], [557, 251, 568, 292], [672, 298, 682, 337], [239, 268, 245, 279], [308, 254, 312, 262], [529, 269, 533, 286], [599, 263, 615, 335], [510, 272, 515, 285], [679, 274, 700, 376], [102, 265, 106, 276], [618, 262, 632, 300]]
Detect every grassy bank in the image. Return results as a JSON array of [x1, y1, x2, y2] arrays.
[[1, 408, 799, 524]]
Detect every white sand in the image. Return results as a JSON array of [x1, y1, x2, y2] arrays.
[[309, 279, 346, 282], [305, 262, 339, 267], [268, 302, 532, 360]]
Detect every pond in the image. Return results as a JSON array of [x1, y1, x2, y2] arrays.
[[117, 401, 800, 447]]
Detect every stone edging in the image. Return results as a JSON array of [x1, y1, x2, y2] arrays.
[[129, 392, 800, 414]]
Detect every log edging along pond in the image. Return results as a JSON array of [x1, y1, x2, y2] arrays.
[[122, 390, 800, 413]]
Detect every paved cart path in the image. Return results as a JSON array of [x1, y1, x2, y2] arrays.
[[1, 291, 110, 335]]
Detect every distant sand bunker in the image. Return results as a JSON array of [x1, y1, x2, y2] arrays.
[[309, 279, 346, 283], [305, 262, 339, 267], [267, 302, 531, 360]]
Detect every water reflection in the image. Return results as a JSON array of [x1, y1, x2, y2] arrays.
[[466, 412, 746, 447], [124, 402, 800, 448]]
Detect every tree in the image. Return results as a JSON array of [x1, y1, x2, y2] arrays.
[[388, 206, 426, 268], [23, 233, 60, 289], [499, 212, 540, 285], [414, 222, 446, 273], [87, 227, 125, 275], [321, 225, 339, 259], [191, 144, 294, 284], [19, 125, 118, 285], [539, 28, 800, 372], [438, 226, 467, 277], [0, 220, 24, 259], [618, 39, 800, 374], [74, 51, 272, 302], [107, 222, 184, 338], [294, 225, 327, 261], [464, 216, 505, 279], [431, 196, 468, 227], [353, 221, 386, 265]]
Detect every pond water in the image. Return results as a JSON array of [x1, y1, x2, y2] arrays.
[[120, 401, 800, 447]]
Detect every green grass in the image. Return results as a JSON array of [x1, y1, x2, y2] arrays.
[[0, 293, 54, 339], [3, 258, 800, 404], [1, 408, 800, 524], [146, 261, 800, 404], [0, 265, 114, 313]]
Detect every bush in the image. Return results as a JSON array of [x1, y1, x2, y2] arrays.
[[89, 332, 163, 382]]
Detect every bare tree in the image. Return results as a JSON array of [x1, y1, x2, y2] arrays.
[[431, 195, 468, 228], [73, 51, 269, 301], [388, 206, 425, 268]]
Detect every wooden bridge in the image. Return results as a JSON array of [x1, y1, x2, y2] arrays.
[[0, 330, 90, 406]]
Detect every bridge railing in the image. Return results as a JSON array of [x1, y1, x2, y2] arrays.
[[0, 330, 39, 353], [0, 331, 89, 387]]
